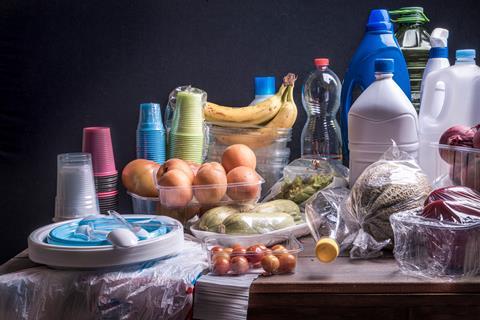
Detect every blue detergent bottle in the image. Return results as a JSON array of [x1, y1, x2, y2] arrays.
[[340, 9, 411, 163]]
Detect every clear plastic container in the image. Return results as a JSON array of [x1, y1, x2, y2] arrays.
[[431, 144, 480, 192], [391, 210, 480, 278], [204, 234, 303, 276]]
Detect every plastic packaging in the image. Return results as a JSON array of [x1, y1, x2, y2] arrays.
[[391, 211, 480, 279], [419, 50, 480, 182], [348, 59, 419, 186], [430, 143, 480, 192], [420, 28, 450, 97], [0, 239, 208, 320], [204, 234, 303, 276], [307, 144, 431, 260], [249, 76, 275, 105], [301, 58, 342, 160], [262, 158, 349, 205], [390, 7, 431, 111], [340, 9, 410, 162]]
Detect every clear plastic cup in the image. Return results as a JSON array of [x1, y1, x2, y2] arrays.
[[82, 127, 117, 176], [54, 153, 100, 221]]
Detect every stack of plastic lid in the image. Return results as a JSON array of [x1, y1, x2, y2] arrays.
[[169, 88, 206, 163], [136, 103, 166, 164], [82, 127, 119, 214], [54, 153, 100, 222]]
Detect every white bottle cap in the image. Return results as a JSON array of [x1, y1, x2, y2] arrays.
[[430, 28, 449, 48]]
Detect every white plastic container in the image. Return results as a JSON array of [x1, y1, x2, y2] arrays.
[[420, 28, 450, 97], [419, 49, 480, 181], [249, 76, 275, 105], [348, 58, 419, 186]]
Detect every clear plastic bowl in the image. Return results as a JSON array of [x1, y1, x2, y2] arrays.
[[391, 210, 480, 278], [432, 143, 480, 191], [204, 234, 303, 276]]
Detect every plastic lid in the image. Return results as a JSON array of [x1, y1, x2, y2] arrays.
[[430, 28, 449, 48], [314, 58, 329, 67], [315, 237, 339, 263], [374, 58, 394, 73], [456, 49, 476, 60], [254, 77, 276, 95], [366, 9, 392, 32], [430, 47, 448, 59]]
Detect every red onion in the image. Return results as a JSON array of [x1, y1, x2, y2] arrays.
[[439, 125, 476, 163], [473, 124, 480, 148]]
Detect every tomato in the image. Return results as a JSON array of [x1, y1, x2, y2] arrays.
[[230, 256, 249, 274], [223, 247, 233, 255], [122, 159, 160, 197], [278, 254, 296, 273], [211, 246, 224, 254], [246, 245, 265, 264], [231, 247, 246, 257], [213, 257, 230, 275], [261, 254, 280, 273], [212, 252, 230, 262]]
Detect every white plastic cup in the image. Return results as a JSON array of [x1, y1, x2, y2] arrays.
[[54, 153, 100, 221]]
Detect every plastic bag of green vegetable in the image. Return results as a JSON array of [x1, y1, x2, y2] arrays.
[[262, 158, 349, 205]]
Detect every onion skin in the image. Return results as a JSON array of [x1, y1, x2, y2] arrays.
[[439, 125, 475, 164]]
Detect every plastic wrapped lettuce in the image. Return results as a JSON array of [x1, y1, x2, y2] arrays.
[[262, 158, 349, 206]]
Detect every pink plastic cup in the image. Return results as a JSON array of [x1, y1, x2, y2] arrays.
[[82, 127, 117, 176]]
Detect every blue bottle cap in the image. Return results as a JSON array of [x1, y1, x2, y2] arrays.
[[366, 9, 392, 32], [375, 58, 394, 73], [456, 49, 476, 60], [254, 77, 276, 95], [430, 47, 448, 59], [138, 103, 164, 131]]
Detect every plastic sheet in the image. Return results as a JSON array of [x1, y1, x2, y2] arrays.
[[343, 143, 431, 258], [0, 238, 208, 320], [262, 158, 349, 205], [391, 186, 480, 278]]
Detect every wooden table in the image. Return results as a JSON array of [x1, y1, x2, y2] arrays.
[[248, 237, 480, 320]]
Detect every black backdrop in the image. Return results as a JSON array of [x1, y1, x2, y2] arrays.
[[1, 0, 479, 263]]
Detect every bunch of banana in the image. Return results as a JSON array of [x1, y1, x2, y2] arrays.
[[205, 73, 298, 148]]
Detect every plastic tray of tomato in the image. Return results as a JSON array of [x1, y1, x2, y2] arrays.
[[203, 235, 303, 276]]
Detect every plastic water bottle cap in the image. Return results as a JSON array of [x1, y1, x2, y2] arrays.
[[314, 58, 329, 67], [366, 9, 392, 32], [254, 77, 275, 95], [456, 49, 476, 60], [429, 47, 448, 59], [374, 58, 394, 73]]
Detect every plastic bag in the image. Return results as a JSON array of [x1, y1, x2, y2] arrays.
[[262, 158, 349, 206], [343, 143, 431, 258], [0, 238, 208, 320], [391, 186, 480, 278]]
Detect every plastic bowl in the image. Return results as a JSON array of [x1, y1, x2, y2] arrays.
[[204, 234, 303, 276], [432, 143, 480, 191], [390, 211, 480, 278]]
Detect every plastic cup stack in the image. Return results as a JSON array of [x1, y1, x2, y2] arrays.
[[136, 103, 166, 164], [54, 153, 100, 221], [82, 127, 119, 214], [169, 89, 206, 163]]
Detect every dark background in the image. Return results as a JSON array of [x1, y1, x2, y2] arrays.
[[1, 0, 479, 263]]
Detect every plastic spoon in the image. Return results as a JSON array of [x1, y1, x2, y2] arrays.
[[107, 228, 139, 248], [108, 210, 150, 240]]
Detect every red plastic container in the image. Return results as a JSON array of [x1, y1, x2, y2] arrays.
[[82, 127, 117, 176]]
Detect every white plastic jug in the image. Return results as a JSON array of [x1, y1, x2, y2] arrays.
[[419, 49, 480, 181], [348, 59, 419, 186]]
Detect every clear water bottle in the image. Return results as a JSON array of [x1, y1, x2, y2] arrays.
[[301, 58, 342, 160]]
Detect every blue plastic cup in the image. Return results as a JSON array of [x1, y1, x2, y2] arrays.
[[137, 103, 165, 131]]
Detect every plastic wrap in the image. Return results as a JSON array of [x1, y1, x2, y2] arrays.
[[343, 143, 431, 258], [0, 238, 208, 320], [262, 158, 349, 205], [391, 186, 480, 278]]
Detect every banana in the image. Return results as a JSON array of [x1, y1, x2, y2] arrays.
[[212, 73, 298, 149], [204, 85, 286, 124]]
